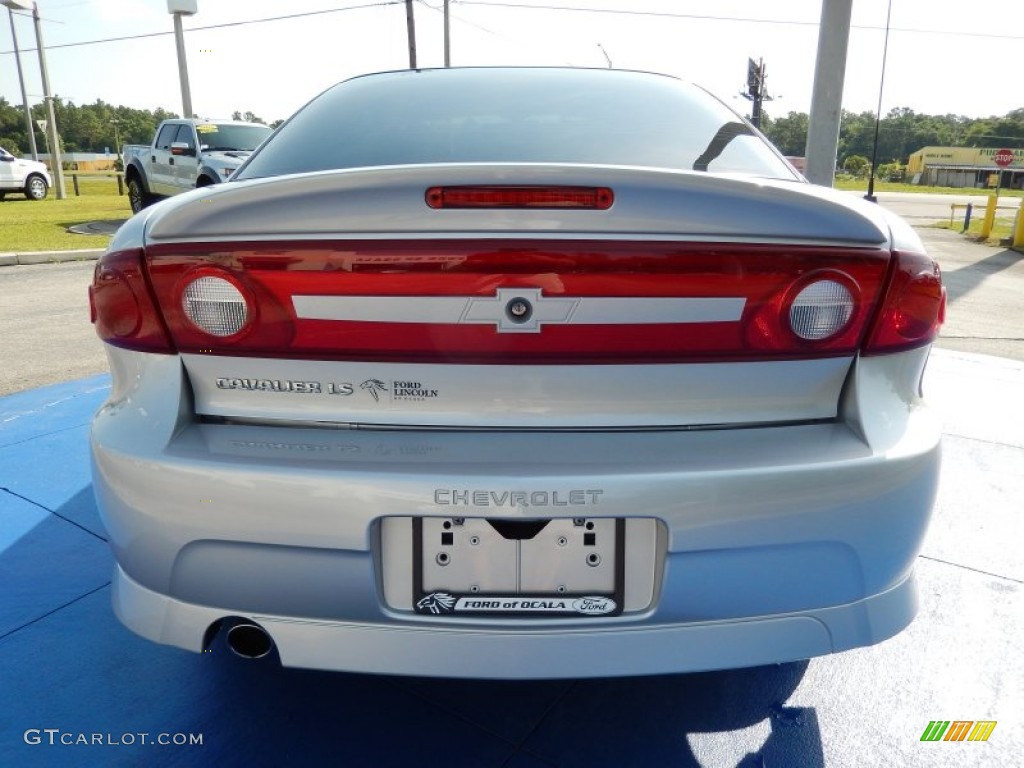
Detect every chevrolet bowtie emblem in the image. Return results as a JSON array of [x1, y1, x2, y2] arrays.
[[461, 288, 578, 333], [292, 291, 745, 334]]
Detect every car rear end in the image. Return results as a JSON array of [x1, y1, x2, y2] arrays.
[[89, 69, 943, 678]]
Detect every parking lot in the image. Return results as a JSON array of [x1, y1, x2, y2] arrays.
[[1, 226, 1021, 767]]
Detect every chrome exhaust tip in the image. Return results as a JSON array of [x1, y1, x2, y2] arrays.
[[225, 623, 273, 659]]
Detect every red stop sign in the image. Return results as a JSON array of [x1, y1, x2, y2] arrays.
[[993, 148, 1014, 167]]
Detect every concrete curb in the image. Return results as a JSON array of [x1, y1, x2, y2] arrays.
[[0, 249, 104, 267]]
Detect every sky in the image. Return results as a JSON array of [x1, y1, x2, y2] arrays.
[[1, 0, 1023, 131]]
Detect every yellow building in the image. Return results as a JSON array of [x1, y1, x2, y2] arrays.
[[907, 146, 1023, 189], [38, 152, 119, 172]]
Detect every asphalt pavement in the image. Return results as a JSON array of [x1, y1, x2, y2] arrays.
[[1, 221, 1022, 767], [923, 227, 1024, 360], [866, 191, 1022, 225]]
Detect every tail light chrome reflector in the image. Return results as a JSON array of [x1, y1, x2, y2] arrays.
[[788, 279, 855, 341], [181, 275, 251, 337]]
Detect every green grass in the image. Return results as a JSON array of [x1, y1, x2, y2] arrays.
[[935, 216, 1016, 244], [834, 176, 1024, 197], [0, 176, 130, 252]]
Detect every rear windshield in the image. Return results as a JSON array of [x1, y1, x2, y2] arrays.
[[235, 68, 798, 181]]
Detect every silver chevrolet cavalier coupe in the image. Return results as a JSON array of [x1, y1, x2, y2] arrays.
[[89, 68, 944, 678]]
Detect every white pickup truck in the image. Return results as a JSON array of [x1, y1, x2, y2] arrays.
[[0, 147, 52, 200], [123, 118, 272, 213]]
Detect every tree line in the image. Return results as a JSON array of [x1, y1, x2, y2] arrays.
[[762, 106, 1024, 177], [2, 96, 1022, 173], [0, 97, 282, 157]]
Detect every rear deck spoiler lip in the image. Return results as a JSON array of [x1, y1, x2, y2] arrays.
[[140, 163, 891, 249]]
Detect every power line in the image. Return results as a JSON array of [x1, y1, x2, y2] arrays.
[[6, 0, 1021, 59], [416, 0, 578, 65], [42, 0, 94, 8], [416, 0, 523, 42], [0, 2, 401, 56], [456, 1, 821, 27], [454, 1, 1024, 42]]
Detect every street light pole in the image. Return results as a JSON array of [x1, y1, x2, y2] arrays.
[[172, 13, 192, 117], [443, 0, 449, 67], [5, 6, 39, 159], [167, 1, 196, 118]]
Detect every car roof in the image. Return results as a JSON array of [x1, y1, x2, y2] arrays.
[[342, 65, 682, 86]]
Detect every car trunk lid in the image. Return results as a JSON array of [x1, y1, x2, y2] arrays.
[[138, 164, 893, 429]]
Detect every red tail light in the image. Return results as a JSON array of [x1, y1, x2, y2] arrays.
[[863, 250, 945, 355], [159, 265, 294, 352], [745, 269, 870, 354], [90, 248, 174, 353], [93, 241, 942, 363], [137, 241, 894, 364], [426, 186, 614, 210]]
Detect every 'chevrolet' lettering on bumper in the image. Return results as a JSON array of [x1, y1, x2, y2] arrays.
[[434, 489, 603, 506]]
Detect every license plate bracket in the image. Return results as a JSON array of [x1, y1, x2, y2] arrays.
[[412, 517, 625, 617]]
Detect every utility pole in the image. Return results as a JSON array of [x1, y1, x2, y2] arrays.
[[804, 0, 853, 186], [30, 0, 65, 198], [741, 57, 770, 129], [443, 0, 450, 67], [111, 117, 121, 164], [405, 0, 417, 69], [5, 5, 38, 159]]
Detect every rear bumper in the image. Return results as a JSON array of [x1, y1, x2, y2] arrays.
[[91, 348, 941, 677], [113, 564, 918, 679]]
